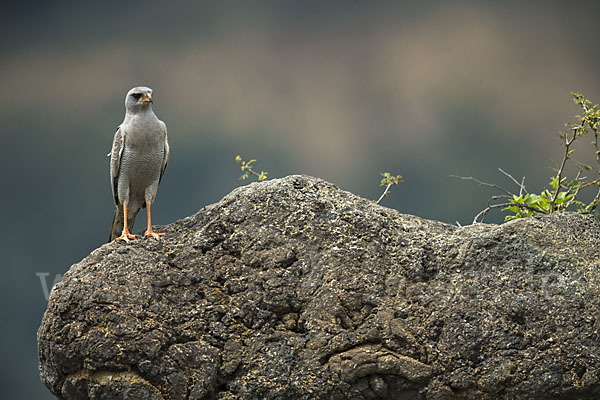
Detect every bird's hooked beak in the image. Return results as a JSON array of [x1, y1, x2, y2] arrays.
[[140, 92, 153, 104]]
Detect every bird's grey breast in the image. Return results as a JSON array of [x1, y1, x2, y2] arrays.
[[120, 115, 165, 188]]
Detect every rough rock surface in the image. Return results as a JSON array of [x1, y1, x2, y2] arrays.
[[38, 175, 600, 399]]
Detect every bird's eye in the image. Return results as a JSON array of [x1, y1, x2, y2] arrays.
[[131, 93, 142, 100]]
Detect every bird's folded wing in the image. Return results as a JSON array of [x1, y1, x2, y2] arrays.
[[159, 121, 169, 184], [110, 126, 125, 206]]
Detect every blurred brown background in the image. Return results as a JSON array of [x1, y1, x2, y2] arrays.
[[1, 1, 599, 397]]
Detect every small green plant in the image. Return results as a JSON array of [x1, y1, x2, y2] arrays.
[[375, 172, 403, 204], [235, 155, 268, 181], [454, 93, 600, 223]]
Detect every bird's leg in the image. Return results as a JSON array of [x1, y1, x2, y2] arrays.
[[144, 202, 165, 240], [116, 204, 136, 242]]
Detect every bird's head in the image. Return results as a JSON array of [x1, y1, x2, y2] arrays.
[[125, 86, 154, 112]]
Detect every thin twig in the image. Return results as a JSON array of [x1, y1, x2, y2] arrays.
[[578, 176, 600, 189], [587, 188, 600, 213], [375, 184, 393, 204], [584, 178, 600, 213], [245, 168, 264, 179], [449, 175, 513, 196], [587, 100, 600, 211], [472, 202, 517, 224], [235, 156, 268, 181], [498, 168, 527, 195], [376, 173, 402, 204], [579, 100, 599, 164], [581, 99, 600, 201], [550, 127, 578, 210], [472, 196, 549, 224]]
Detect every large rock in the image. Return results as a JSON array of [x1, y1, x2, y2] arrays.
[[38, 175, 600, 399]]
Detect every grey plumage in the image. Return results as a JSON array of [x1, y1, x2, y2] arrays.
[[109, 86, 169, 242]]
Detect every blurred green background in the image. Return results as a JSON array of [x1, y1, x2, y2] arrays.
[[2, 1, 599, 398]]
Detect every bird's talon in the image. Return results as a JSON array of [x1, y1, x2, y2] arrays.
[[144, 231, 165, 240], [115, 232, 136, 242]]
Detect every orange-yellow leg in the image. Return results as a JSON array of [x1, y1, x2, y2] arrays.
[[116, 204, 136, 242], [144, 202, 165, 240]]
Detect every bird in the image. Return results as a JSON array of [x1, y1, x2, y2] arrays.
[[108, 86, 169, 242]]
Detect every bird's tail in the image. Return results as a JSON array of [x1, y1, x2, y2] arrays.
[[108, 206, 138, 242]]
